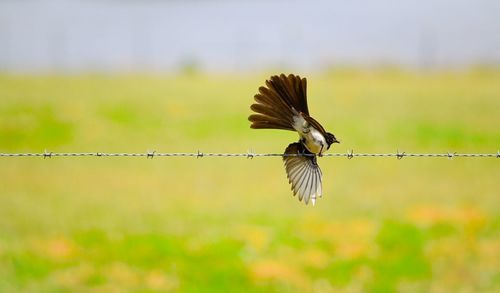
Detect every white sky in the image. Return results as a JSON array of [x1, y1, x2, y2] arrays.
[[0, 0, 499, 72]]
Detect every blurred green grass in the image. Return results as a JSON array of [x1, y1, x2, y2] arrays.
[[0, 70, 499, 292]]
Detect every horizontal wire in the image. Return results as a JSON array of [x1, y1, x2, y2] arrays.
[[0, 151, 498, 159]]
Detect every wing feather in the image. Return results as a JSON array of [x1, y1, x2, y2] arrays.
[[283, 142, 323, 205]]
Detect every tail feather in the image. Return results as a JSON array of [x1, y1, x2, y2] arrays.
[[267, 74, 309, 115], [249, 74, 309, 131], [250, 104, 293, 123], [250, 122, 294, 131], [254, 92, 294, 118], [248, 114, 292, 130], [257, 86, 283, 104]]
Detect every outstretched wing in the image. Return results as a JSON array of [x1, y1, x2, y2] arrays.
[[283, 142, 323, 205]]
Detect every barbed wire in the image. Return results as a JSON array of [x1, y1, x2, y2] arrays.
[[0, 150, 498, 159]]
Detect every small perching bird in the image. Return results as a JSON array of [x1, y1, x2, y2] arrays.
[[249, 74, 339, 205]]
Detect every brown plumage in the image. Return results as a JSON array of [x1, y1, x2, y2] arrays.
[[249, 74, 339, 205], [249, 74, 308, 131]]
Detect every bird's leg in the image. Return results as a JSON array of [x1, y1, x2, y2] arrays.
[[298, 140, 308, 157], [318, 144, 324, 157], [299, 147, 307, 157]]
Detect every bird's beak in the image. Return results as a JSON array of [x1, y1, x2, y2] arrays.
[[334, 138, 340, 144]]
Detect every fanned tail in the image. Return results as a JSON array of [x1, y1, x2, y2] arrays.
[[249, 74, 309, 131]]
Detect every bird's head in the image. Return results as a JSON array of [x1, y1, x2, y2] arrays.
[[325, 132, 340, 149]]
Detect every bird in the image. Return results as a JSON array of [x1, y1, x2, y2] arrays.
[[249, 74, 339, 205]]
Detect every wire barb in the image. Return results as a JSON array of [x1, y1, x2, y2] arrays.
[[347, 149, 354, 159], [447, 152, 457, 159], [197, 150, 203, 158], [147, 150, 155, 159], [396, 149, 406, 160], [43, 149, 52, 159], [247, 149, 255, 159]]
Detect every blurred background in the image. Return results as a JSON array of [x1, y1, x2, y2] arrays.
[[1, 0, 500, 72], [0, 0, 499, 292]]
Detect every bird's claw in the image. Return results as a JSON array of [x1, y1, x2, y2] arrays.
[[318, 144, 324, 157]]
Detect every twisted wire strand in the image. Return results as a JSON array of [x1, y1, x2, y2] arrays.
[[0, 151, 498, 159]]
